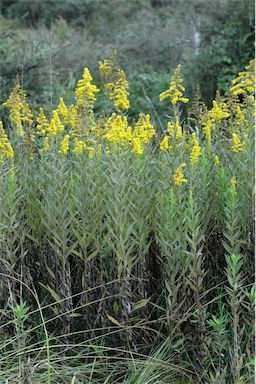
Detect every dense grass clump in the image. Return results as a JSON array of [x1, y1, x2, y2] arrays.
[[0, 55, 254, 383]]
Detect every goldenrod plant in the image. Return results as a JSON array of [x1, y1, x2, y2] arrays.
[[0, 54, 254, 383]]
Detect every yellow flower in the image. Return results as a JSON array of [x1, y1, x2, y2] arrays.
[[99, 52, 130, 112], [175, 118, 183, 140], [190, 133, 201, 164], [60, 134, 70, 155], [36, 107, 49, 136], [73, 138, 86, 154], [202, 119, 213, 145], [96, 144, 102, 156], [87, 147, 95, 159], [174, 163, 188, 186], [167, 121, 174, 135], [160, 136, 169, 151], [0, 121, 14, 162], [104, 113, 129, 144], [209, 100, 230, 121], [230, 59, 255, 97], [231, 133, 244, 153], [159, 64, 189, 105], [2, 77, 33, 136], [57, 97, 68, 119], [75, 67, 100, 109], [66, 105, 78, 129], [47, 111, 64, 136], [133, 113, 155, 143], [131, 138, 143, 155], [40, 137, 49, 153], [214, 155, 220, 166], [230, 176, 236, 188]]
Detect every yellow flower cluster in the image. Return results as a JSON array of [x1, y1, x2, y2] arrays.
[[99, 57, 130, 112], [1, 55, 253, 167], [202, 119, 213, 145], [0, 121, 14, 163], [209, 100, 230, 121], [230, 59, 255, 97], [75, 68, 100, 109], [102, 112, 155, 154], [231, 133, 245, 153], [47, 111, 65, 136], [36, 108, 49, 136], [160, 136, 169, 151], [60, 135, 70, 155], [190, 133, 201, 164], [174, 163, 188, 186], [159, 64, 189, 105], [2, 77, 33, 136]]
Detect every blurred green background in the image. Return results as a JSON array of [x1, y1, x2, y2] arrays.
[[0, 0, 254, 126]]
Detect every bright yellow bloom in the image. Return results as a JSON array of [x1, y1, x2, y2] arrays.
[[47, 111, 64, 136], [174, 163, 188, 186], [175, 118, 183, 140], [104, 113, 129, 144], [60, 134, 70, 155], [0, 121, 14, 162], [209, 100, 230, 121], [99, 51, 130, 112], [133, 113, 155, 143], [234, 105, 245, 127], [66, 105, 78, 128], [160, 136, 169, 151], [131, 138, 143, 155], [159, 64, 189, 105], [167, 121, 174, 135], [231, 133, 244, 153], [75, 68, 100, 109], [190, 133, 201, 164], [230, 59, 255, 97], [57, 97, 68, 119], [36, 107, 49, 136], [99, 59, 112, 80], [202, 119, 213, 145], [73, 138, 86, 154]]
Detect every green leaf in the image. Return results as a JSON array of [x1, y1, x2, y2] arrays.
[[132, 297, 151, 312]]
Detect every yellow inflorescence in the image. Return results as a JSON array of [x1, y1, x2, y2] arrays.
[[159, 64, 189, 105], [3, 77, 33, 136], [190, 133, 201, 164], [47, 111, 65, 136], [75, 67, 100, 109], [36, 107, 49, 136], [100, 57, 130, 113], [1, 55, 253, 165], [174, 163, 188, 186], [231, 133, 245, 153], [160, 136, 169, 151], [60, 134, 70, 155], [57, 97, 68, 119], [229, 59, 255, 97], [209, 100, 230, 121], [0, 121, 14, 162]]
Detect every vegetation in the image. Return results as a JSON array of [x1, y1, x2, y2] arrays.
[[0, 48, 254, 383], [0, 0, 254, 127]]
